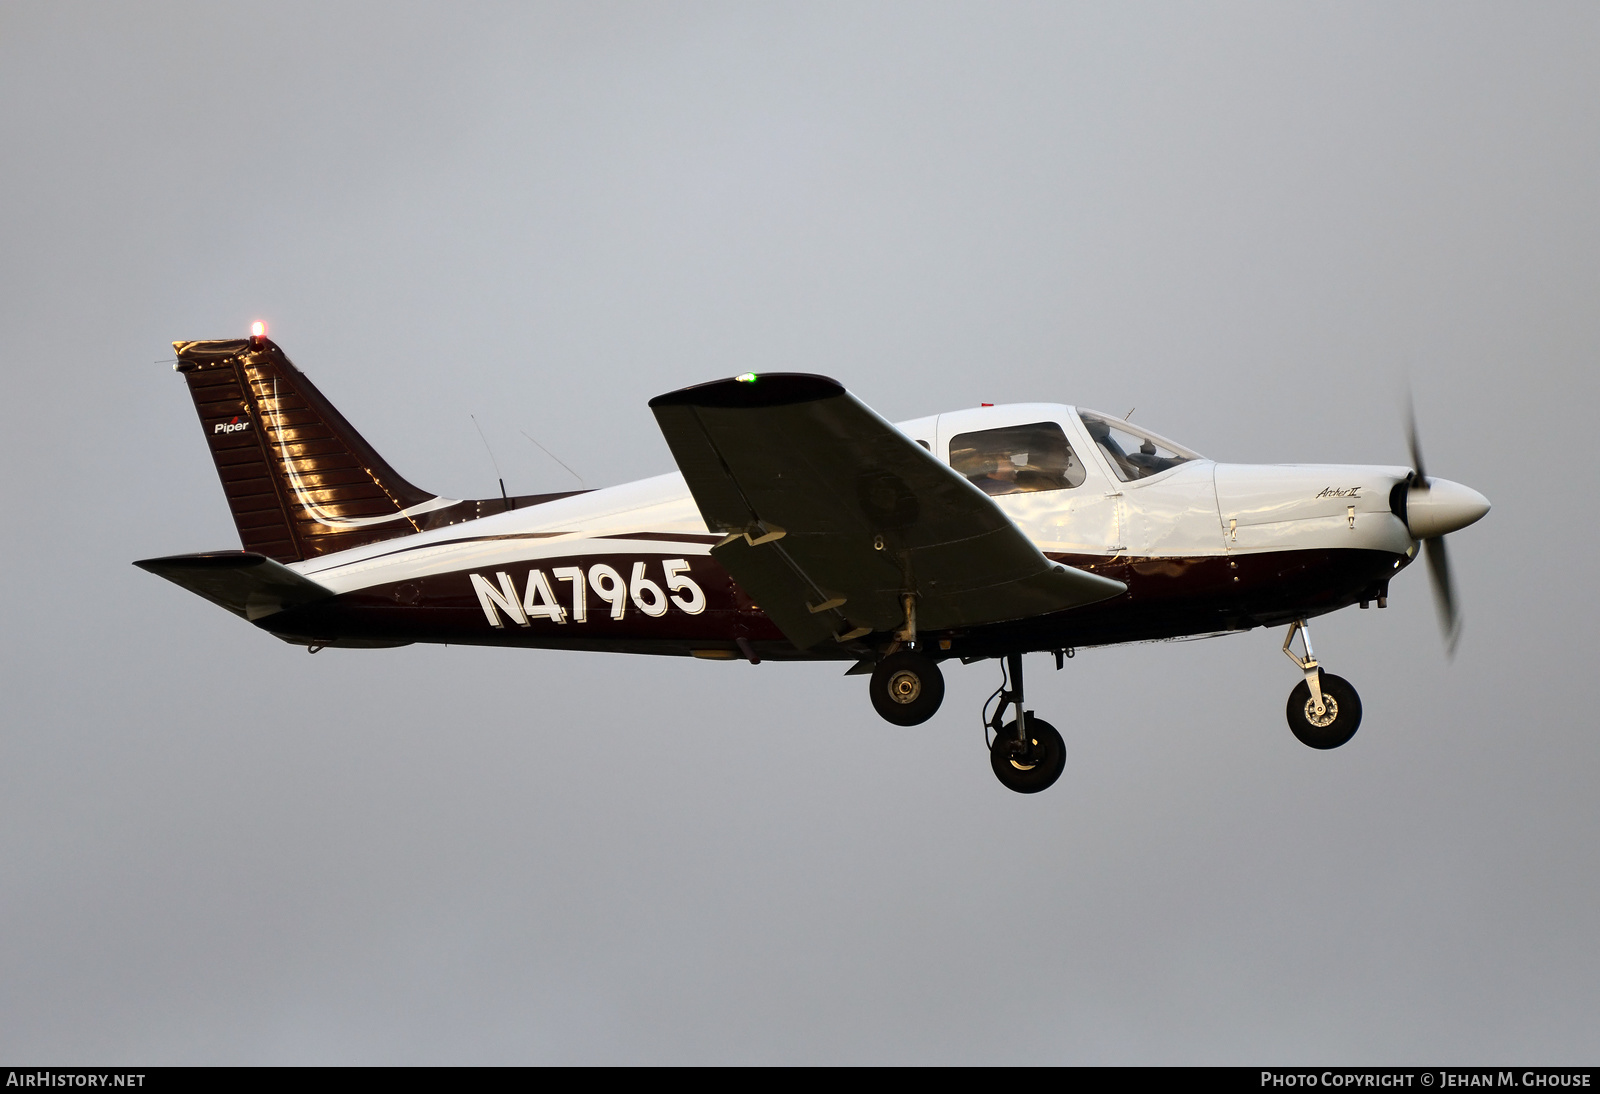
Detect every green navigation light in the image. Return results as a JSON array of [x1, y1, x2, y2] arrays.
[[735, 372, 757, 383]]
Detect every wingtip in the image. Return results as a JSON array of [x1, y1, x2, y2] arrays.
[[649, 373, 846, 410]]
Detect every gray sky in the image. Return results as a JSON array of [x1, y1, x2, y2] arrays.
[[2, 2, 1596, 1063]]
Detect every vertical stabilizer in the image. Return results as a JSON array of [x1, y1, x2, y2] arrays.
[[173, 336, 455, 562], [172, 335, 591, 563]]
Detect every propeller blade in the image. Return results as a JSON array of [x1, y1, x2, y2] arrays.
[[1424, 535, 1460, 657], [1405, 395, 1429, 489]]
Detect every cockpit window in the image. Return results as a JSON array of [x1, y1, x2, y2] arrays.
[[1077, 411, 1198, 482], [949, 421, 1087, 496]]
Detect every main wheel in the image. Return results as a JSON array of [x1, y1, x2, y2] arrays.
[[869, 651, 945, 726], [989, 715, 1066, 794], [1286, 671, 1362, 749]]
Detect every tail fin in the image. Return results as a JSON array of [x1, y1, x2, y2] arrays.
[[173, 336, 582, 563]]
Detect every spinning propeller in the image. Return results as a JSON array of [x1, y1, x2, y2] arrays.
[[1396, 400, 1491, 656]]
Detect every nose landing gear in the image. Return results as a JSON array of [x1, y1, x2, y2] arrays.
[[1282, 619, 1362, 749]]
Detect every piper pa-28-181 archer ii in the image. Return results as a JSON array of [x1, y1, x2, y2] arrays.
[[137, 328, 1490, 793]]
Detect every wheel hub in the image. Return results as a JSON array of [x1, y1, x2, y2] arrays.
[[1001, 736, 1039, 770], [1302, 694, 1339, 728], [887, 670, 921, 705]]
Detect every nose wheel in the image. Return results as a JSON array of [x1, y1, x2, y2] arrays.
[[1282, 620, 1362, 749], [1287, 671, 1362, 748]]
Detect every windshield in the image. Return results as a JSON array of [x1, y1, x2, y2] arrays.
[[1077, 411, 1201, 482]]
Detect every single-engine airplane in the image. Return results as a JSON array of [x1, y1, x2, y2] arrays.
[[137, 330, 1490, 793]]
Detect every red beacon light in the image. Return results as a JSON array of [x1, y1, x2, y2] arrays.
[[250, 321, 267, 342]]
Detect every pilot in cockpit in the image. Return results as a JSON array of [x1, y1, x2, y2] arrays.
[[975, 457, 1021, 495]]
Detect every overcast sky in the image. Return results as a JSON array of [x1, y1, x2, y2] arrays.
[[2, 2, 1597, 1064]]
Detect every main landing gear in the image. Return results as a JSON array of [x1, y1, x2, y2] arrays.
[[985, 652, 1066, 794], [866, 647, 1067, 793], [1282, 619, 1362, 749], [869, 650, 945, 726]]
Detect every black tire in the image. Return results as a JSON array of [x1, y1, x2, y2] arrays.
[[1286, 671, 1362, 749], [989, 715, 1066, 794], [869, 651, 945, 726]]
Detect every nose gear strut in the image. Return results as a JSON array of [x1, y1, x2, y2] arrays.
[[1282, 619, 1327, 718]]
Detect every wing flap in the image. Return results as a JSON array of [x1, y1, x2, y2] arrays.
[[709, 537, 844, 650]]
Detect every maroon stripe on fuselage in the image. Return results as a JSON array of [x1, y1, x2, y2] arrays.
[[598, 531, 724, 544], [259, 546, 1411, 659]]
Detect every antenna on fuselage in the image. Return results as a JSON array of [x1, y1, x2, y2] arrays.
[[1123, 407, 1136, 420], [470, 414, 511, 510], [520, 429, 588, 489]]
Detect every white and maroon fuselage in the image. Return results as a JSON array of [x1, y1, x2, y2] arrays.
[[264, 401, 1422, 660]]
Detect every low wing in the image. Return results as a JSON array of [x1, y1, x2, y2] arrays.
[[649, 374, 1125, 649], [134, 551, 334, 621]]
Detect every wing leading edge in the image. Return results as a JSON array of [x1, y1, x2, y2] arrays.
[[649, 374, 1125, 650]]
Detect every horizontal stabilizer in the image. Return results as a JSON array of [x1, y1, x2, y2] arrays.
[[133, 551, 333, 621]]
